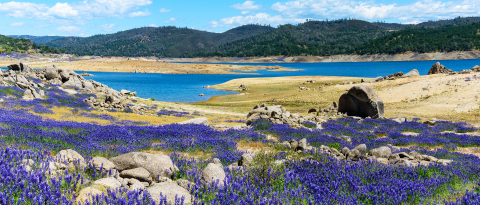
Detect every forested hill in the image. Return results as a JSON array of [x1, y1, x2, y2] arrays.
[[8, 35, 65, 44], [354, 21, 480, 55], [45, 17, 480, 57], [0, 34, 64, 54], [46, 25, 274, 57]]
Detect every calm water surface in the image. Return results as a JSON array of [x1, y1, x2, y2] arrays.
[[3, 59, 480, 102]]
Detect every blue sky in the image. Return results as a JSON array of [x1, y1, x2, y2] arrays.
[[1, 0, 479, 37]]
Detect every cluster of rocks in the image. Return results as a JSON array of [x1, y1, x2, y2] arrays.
[[428, 62, 456, 75], [2, 63, 46, 99], [308, 102, 339, 116], [315, 144, 453, 167], [39, 150, 227, 204], [279, 138, 315, 152], [246, 103, 337, 127], [239, 84, 248, 91], [2, 62, 149, 113], [369, 69, 420, 83], [80, 73, 94, 76]]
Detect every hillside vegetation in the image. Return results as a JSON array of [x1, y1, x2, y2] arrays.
[[47, 25, 274, 57], [45, 17, 480, 58], [0, 34, 64, 54], [8, 35, 65, 44]]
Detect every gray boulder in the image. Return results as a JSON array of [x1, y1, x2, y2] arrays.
[[402, 69, 420, 78], [20, 63, 34, 73], [146, 182, 192, 204], [82, 81, 95, 91], [297, 138, 308, 151], [105, 95, 115, 104], [200, 163, 226, 187], [120, 167, 152, 183], [471, 65, 480, 72], [177, 117, 209, 126], [92, 177, 122, 189], [369, 146, 392, 158], [428, 62, 455, 75], [352, 144, 367, 158], [55, 149, 86, 166], [238, 153, 253, 167], [45, 65, 60, 80], [176, 179, 194, 190], [369, 76, 384, 83], [58, 69, 70, 82], [338, 85, 384, 119], [89, 157, 116, 172], [109, 152, 175, 179]]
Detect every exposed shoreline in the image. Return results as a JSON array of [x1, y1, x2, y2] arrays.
[[160, 51, 480, 64]]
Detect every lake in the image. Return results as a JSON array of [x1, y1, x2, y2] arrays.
[[3, 59, 480, 103]]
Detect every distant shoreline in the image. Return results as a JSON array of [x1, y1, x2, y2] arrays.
[[160, 50, 480, 64]]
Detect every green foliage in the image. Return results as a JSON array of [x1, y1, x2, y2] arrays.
[[47, 25, 274, 57], [0, 34, 64, 54], [354, 21, 480, 55], [44, 17, 480, 57]]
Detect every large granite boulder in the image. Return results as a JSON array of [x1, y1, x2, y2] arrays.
[[177, 117, 209, 126], [427, 62, 455, 75], [19, 62, 34, 73], [146, 182, 192, 204], [45, 65, 60, 80], [200, 163, 226, 187], [338, 85, 384, 118], [109, 152, 175, 179], [402, 69, 420, 78]]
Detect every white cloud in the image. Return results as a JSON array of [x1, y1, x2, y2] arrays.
[[129, 10, 151, 17], [48, 3, 78, 18], [165, 18, 177, 23], [9, 22, 24, 27], [56, 25, 81, 33], [231, 1, 262, 10], [210, 13, 303, 27], [148, 24, 158, 27], [231, 1, 262, 14], [159, 8, 171, 13], [0, 0, 153, 23], [269, 0, 480, 23], [101, 24, 115, 31]]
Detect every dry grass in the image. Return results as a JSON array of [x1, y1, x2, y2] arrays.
[[199, 76, 366, 114]]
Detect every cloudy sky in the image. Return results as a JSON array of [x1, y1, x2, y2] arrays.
[[1, 0, 479, 37]]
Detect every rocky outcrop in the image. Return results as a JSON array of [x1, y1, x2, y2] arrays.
[[246, 103, 340, 127], [402, 69, 420, 78], [428, 62, 456, 75], [471, 65, 480, 72], [338, 85, 384, 119], [110, 152, 176, 179]]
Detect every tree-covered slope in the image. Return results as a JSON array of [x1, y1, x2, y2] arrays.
[[0, 34, 63, 54], [47, 25, 274, 57], [8, 35, 65, 44], [196, 19, 389, 57], [354, 22, 480, 55]]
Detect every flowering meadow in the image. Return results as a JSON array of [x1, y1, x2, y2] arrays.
[[2, 86, 480, 204]]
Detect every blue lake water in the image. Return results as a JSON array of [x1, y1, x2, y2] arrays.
[[3, 58, 480, 103]]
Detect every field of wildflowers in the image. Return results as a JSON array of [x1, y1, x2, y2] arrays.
[[2, 83, 480, 204]]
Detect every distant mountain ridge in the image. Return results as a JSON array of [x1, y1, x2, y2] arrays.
[[44, 17, 480, 58], [8, 35, 65, 44]]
